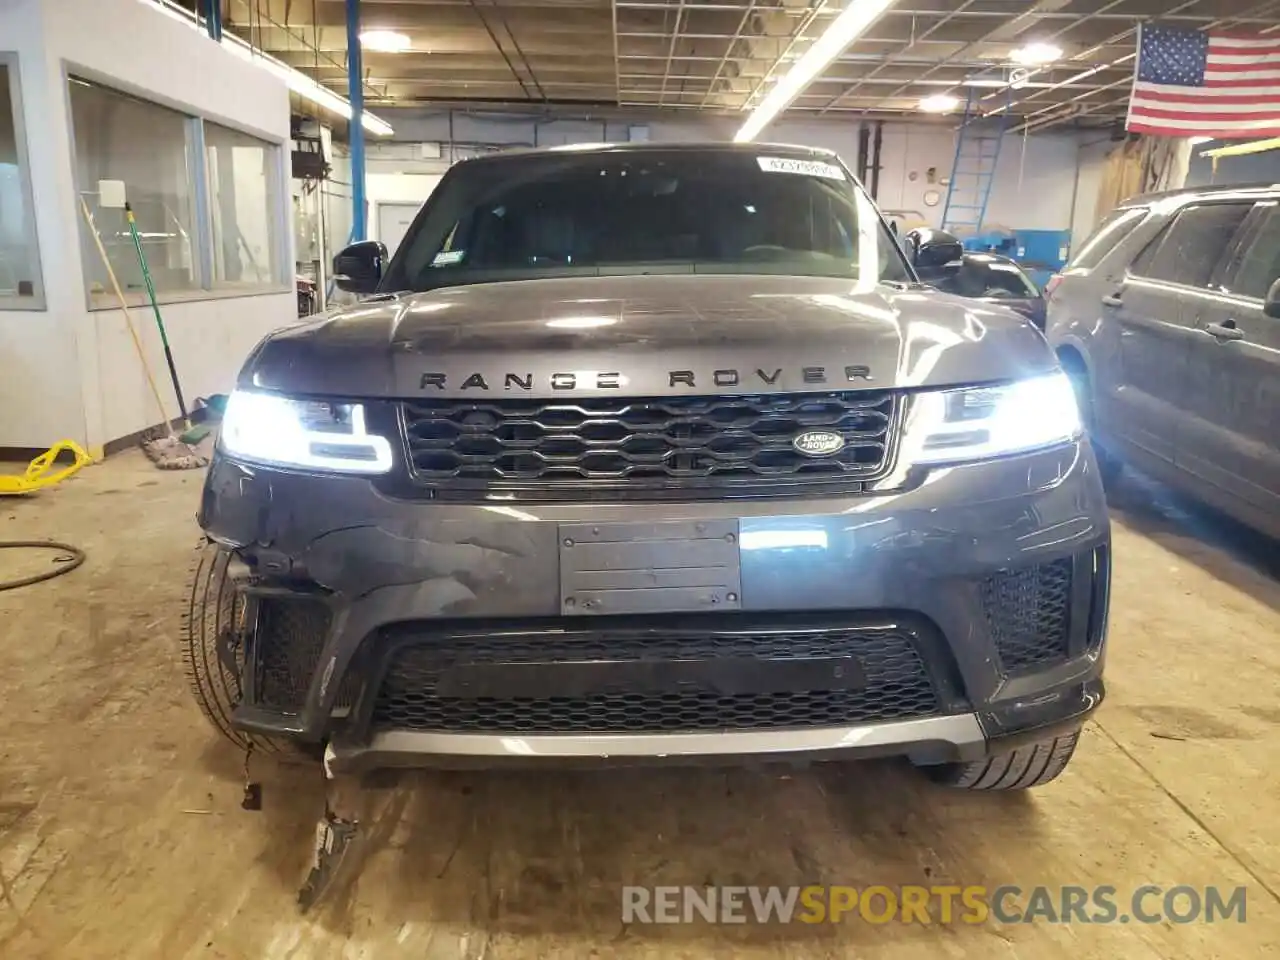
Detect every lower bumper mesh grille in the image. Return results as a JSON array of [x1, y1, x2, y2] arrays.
[[371, 619, 945, 734], [254, 598, 357, 712], [981, 558, 1073, 672]]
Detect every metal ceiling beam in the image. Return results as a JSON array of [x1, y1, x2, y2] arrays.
[[612, 0, 623, 103], [736, 0, 826, 113], [480, 0, 551, 98], [1014, 2, 1280, 132], [220, 0, 1280, 128], [976, 0, 1170, 117], [818, 0, 986, 113], [1014, 93, 1132, 134], [989, 0, 1280, 120], [226, 0, 381, 99], [695, 0, 757, 107], [465, 0, 539, 99], [829, 0, 1099, 116], [657, 0, 687, 105], [334, 67, 1042, 86]]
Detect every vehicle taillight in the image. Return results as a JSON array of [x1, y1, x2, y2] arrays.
[[1044, 274, 1063, 298]]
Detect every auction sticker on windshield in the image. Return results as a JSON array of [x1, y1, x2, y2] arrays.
[[757, 157, 846, 180]]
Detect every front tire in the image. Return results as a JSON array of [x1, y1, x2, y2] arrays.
[[926, 731, 1080, 790], [181, 540, 316, 762]]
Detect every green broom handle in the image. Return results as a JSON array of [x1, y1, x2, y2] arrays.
[[125, 203, 189, 423]]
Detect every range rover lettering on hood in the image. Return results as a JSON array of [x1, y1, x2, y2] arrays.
[[419, 365, 874, 392]]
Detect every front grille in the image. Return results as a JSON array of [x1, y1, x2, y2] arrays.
[[370, 618, 947, 734], [981, 559, 1073, 672], [401, 392, 896, 500], [254, 597, 357, 712]]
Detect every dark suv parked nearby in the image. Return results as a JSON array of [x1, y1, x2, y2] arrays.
[[1046, 183, 1280, 539], [906, 228, 1046, 328], [185, 143, 1109, 795]]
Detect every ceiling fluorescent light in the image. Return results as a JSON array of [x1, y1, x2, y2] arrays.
[[1011, 42, 1063, 66], [734, 0, 899, 142], [140, 0, 393, 136], [918, 94, 961, 113], [360, 30, 411, 53]]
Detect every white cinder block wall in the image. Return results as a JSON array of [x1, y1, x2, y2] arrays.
[[0, 0, 294, 451], [0, 0, 84, 448]]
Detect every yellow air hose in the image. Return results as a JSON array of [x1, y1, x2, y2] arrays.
[[0, 440, 94, 495]]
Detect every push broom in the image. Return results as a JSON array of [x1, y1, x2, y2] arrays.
[[79, 192, 208, 469], [124, 201, 211, 447]]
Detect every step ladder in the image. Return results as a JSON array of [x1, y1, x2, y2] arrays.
[[940, 88, 1011, 238]]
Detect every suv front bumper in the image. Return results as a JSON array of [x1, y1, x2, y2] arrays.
[[199, 440, 1110, 770]]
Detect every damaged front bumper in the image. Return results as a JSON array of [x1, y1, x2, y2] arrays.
[[200, 439, 1110, 769]]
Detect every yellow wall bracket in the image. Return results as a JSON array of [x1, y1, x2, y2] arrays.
[[0, 441, 95, 495]]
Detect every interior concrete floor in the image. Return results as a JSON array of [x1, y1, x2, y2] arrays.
[[0, 450, 1277, 959]]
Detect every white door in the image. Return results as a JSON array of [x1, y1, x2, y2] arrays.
[[377, 202, 424, 257]]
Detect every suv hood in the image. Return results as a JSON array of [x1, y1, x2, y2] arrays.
[[244, 274, 1054, 398]]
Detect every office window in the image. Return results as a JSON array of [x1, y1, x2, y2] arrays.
[[205, 121, 283, 287], [69, 78, 199, 301], [0, 58, 43, 308]]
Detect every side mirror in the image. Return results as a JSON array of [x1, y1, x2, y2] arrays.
[[333, 240, 388, 295], [1265, 278, 1280, 319], [906, 228, 964, 274]]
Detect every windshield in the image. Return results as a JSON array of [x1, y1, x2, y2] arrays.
[[380, 149, 912, 293], [935, 258, 1039, 299]]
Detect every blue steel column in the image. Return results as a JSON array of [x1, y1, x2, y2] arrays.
[[204, 0, 223, 41], [346, 0, 367, 241]]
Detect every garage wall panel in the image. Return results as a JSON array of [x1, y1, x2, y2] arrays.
[[39, 0, 286, 144], [0, 0, 85, 447], [366, 173, 443, 248], [89, 294, 296, 443], [0, 0, 296, 450]]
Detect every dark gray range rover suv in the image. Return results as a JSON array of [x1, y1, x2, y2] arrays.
[[186, 143, 1109, 793]]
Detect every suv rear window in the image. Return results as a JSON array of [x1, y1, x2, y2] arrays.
[[380, 149, 911, 293], [1131, 202, 1253, 287], [1224, 203, 1280, 300], [1068, 207, 1147, 270]]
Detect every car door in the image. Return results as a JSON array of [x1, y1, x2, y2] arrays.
[[1105, 201, 1253, 467], [1178, 199, 1280, 532], [1047, 205, 1153, 444]]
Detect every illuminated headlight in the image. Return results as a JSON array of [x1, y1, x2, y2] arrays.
[[901, 372, 1082, 465], [219, 390, 393, 474]]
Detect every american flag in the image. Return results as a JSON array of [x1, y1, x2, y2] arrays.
[[1127, 23, 1280, 138]]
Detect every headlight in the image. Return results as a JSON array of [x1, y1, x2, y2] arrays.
[[219, 390, 393, 474], [900, 372, 1082, 466]]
